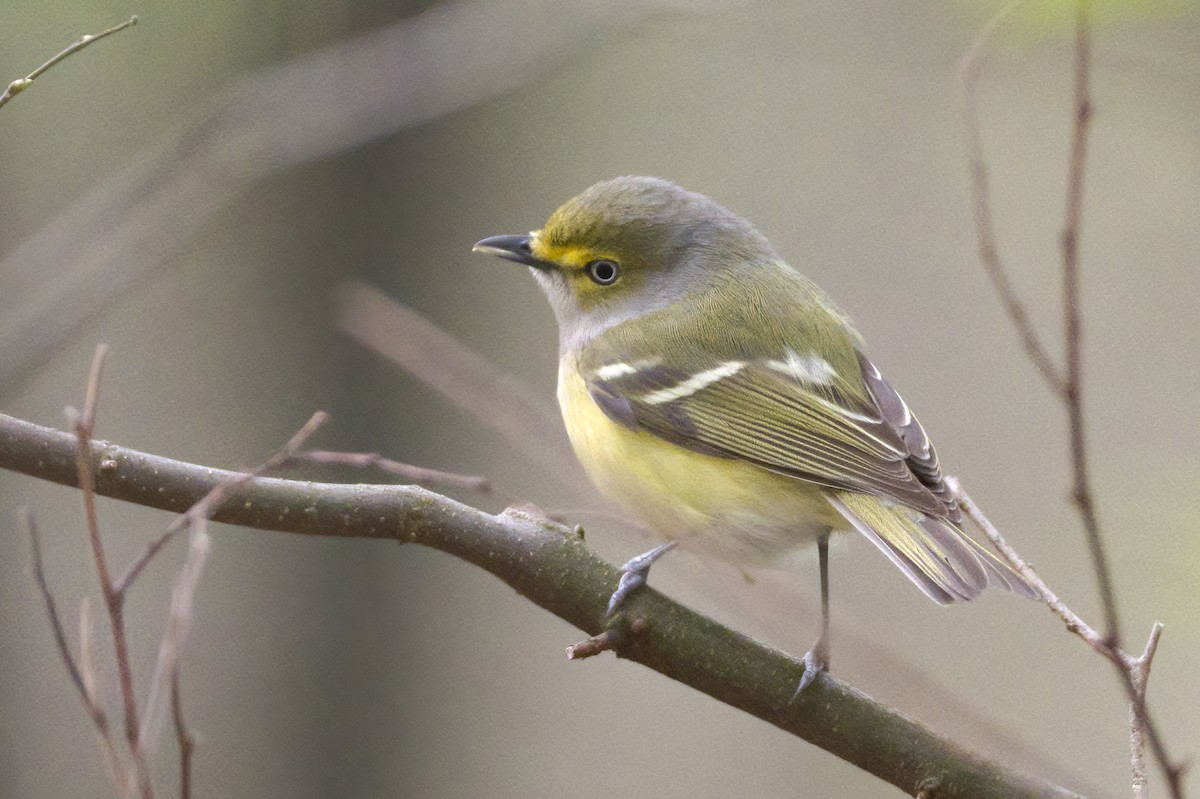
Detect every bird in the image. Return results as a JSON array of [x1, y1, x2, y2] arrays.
[[473, 175, 1037, 692]]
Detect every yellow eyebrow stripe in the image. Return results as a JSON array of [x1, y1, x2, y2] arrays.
[[529, 235, 602, 270]]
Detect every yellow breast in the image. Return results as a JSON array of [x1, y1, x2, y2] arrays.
[[557, 357, 840, 566]]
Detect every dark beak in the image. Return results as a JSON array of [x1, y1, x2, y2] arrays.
[[472, 234, 553, 270]]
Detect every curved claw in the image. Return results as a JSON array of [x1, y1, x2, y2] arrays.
[[791, 641, 829, 701], [605, 542, 677, 618]]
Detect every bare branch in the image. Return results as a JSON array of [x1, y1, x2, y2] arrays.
[[298, 449, 491, 493], [1058, 0, 1122, 652], [113, 411, 329, 595], [24, 508, 132, 794], [334, 281, 585, 486], [81, 598, 135, 797], [23, 509, 89, 704], [0, 16, 137, 110], [950, 476, 1183, 797], [128, 410, 338, 773], [1129, 623, 1164, 799], [0, 411, 1084, 799], [1057, 5, 1183, 795], [78, 599, 100, 711], [959, 3, 1187, 795], [171, 669, 195, 799], [63, 345, 154, 798], [565, 630, 623, 661], [958, 0, 1065, 394], [33, 373, 330, 795], [139, 522, 211, 756]]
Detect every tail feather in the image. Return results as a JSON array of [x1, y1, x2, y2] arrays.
[[828, 491, 1038, 603]]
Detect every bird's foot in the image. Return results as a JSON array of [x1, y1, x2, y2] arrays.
[[791, 636, 830, 701], [606, 541, 677, 618]]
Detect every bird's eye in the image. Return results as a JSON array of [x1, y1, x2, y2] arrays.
[[586, 259, 620, 285]]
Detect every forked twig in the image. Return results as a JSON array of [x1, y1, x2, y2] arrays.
[[66, 344, 154, 799], [114, 411, 330, 595], [118, 410, 346, 795], [952, 480, 1177, 798], [958, 3, 1185, 795], [23, 509, 130, 792], [32, 350, 347, 796]]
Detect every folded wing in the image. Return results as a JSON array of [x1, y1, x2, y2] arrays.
[[583, 344, 1037, 603]]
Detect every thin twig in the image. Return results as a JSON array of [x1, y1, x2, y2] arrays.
[[334, 281, 586, 487], [1129, 623, 1164, 799], [959, 3, 1187, 795], [1056, 4, 1183, 795], [24, 506, 134, 792], [24, 509, 89, 705], [66, 344, 154, 799], [948, 479, 1097, 647], [37, 371, 328, 795], [114, 408, 331, 795], [1059, 0, 1121, 652], [958, 0, 1065, 395], [80, 598, 133, 796], [139, 521, 211, 756], [153, 520, 213, 799], [950, 479, 1182, 797], [172, 668, 195, 799], [0, 16, 137, 109], [28, 505, 138, 795], [298, 449, 491, 493], [78, 599, 102, 727], [38, 362, 327, 794], [114, 411, 330, 595]]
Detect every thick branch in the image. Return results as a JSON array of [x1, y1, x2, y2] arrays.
[[0, 412, 1082, 799]]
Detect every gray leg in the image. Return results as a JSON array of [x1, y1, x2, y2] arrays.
[[606, 541, 678, 618], [794, 532, 831, 697]]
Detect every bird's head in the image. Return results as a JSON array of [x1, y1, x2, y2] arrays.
[[474, 176, 777, 347]]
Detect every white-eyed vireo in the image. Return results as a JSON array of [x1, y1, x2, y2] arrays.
[[474, 176, 1036, 691]]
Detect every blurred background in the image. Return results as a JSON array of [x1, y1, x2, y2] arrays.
[[1, 1, 1197, 796]]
